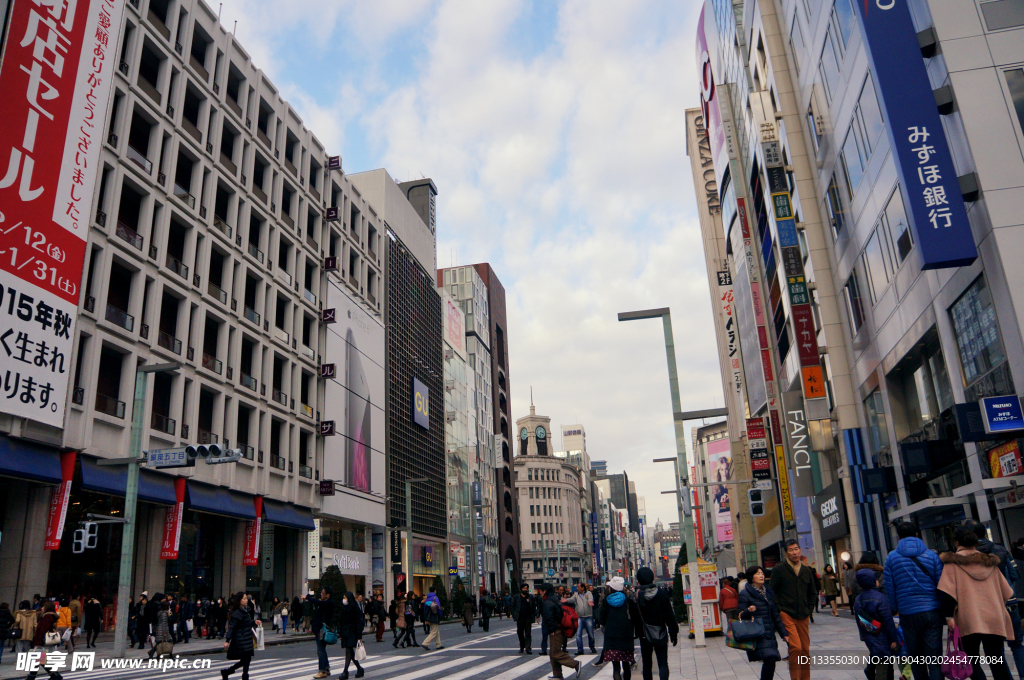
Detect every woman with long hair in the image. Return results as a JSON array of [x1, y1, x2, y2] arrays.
[[821, 565, 841, 617], [338, 592, 364, 679], [222, 592, 255, 680]]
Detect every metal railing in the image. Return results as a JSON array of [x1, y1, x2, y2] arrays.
[[300, 404, 313, 418], [201, 352, 223, 374], [303, 288, 316, 305], [301, 345, 315, 361], [95, 393, 126, 418], [273, 327, 289, 344], [166, 254, 189, 279], [72, 387, 84, 405], [105, 303, 134, 331], [240, 445, 255, 460], [213, 216, 232, 238], [115, 221, 144, 250], [197, 429, 218, 444], [151, 412, 176, 435], [277, 269, 292, 286], [272, 388, 287, 406], [126, 144, 153, 174], [299, 465, 313, 479], [173, 183, 196, 209], [207, 281, 227, 304], [247, 241, 264, 263], [269, 454, 285, 470], [240, 372, 257, 390], [157, 330, 182, 355], [244, 306, 261, 325]]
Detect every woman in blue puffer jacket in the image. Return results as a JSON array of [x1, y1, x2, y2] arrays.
[[736, 565, 788, 680]]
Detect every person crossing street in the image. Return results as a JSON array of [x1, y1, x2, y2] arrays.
[[512, 583, 536, 654], [571, 582, 596, 656]]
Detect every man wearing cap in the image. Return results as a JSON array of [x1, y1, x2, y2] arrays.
[[540, 583, 581, 679]]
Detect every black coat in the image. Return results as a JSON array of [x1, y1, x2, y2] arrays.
[[634, 584, 680, 643], [540, 592, 563, 636], [225, 608, 254, 656], [84, 600, 103, 629], [511, 593, 535, 622], [309, 597, 335, 633], [768, 561, 818, 620], [598, 593, 640, 651], [737, 583, 787, 663], [338, 599, 363, 648]]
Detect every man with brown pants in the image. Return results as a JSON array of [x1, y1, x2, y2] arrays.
[[540, 583, 580, 679], [769, 539, 817, 680]]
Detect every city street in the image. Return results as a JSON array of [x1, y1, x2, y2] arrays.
[[1, 610, 877, 680]]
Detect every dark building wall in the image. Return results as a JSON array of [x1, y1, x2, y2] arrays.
[[472, 263, 520, 578], [627, 493, 639, 533], [387, 234, 446, 538]]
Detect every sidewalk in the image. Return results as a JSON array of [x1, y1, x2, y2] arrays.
[[0, 627, 314, 680], [677, 608, 866, 680]]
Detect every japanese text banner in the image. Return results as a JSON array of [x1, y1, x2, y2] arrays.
[[0, 0, 123, 427]]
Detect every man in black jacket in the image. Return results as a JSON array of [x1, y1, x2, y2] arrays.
[[635, 567, 679, 680], [768, 540, 816, 680], [540, 583, 580, 679], [511, 583, 536, 653], [309, 588, 335, 679]]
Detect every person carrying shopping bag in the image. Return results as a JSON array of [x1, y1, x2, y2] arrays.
[[222, 593, 256, 680], [338, 593, 364, 679], [736, 566, 789, 680], [24, 602, 63, 680], [939, 524, 1015, 680]]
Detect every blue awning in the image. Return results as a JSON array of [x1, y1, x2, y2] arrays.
[[186, 481, 256, 520], [0, 435, 62, 484], [263, 499, 315, 531], [79, 457, 178, 505]]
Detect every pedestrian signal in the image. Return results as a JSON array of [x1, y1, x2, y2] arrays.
[[73, 522, 98, 553]]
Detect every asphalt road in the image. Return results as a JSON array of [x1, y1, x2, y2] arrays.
[[80, 618, 619, 680]]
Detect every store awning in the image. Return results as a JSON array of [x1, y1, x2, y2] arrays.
[[263, 499, 316, 531], [79, 457, 178, 505], [0, 436, 62, 484], [186, 481, 256, 520]]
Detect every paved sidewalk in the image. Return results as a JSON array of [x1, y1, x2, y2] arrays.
[[677, 608, 866, 680], [0, 626, 314, 680]]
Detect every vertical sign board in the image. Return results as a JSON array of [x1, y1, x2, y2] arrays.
[[242, 497, 263, 567], [411, 377, 429, 429], [747, 418, 771, 480], [0, 0, 124, 425], [852, 0, 977, 270], [782, 390, 816, 498], [160, 478, 188, 560], [44, 450, 76, 549], [768, 409, 794, 522], [307, 518, 321, 580]]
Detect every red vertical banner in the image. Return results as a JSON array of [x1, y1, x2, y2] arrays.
[[160, 478, 187, 560], [242, 497, 263, 566], [44, 450, 76, 550]]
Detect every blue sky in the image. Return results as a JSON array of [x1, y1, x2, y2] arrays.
[[223, 0, 713, 525]]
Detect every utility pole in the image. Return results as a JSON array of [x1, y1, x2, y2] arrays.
[[112, 362, 179, 658], [619, 309, 706, 648]]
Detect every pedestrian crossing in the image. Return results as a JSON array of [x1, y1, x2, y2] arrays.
[[66, 650, 610, 680]]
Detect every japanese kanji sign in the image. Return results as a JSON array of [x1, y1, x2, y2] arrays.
[[853, 0, 976, 270], [242, 497, 263, 566], [159, 478, 186, 560], [44, 450, 76, 549], [0, 0, 124, 427]]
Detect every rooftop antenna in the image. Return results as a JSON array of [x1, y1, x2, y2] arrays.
[[530, 387, 535, 416], [232, 20, 237, 35], [218, 2, 222, 19]]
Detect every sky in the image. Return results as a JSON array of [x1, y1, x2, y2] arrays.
[[220, 0, 718, 527]]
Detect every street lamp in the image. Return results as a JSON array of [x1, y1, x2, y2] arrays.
[[112, 362, 180, 658], [619, 308, 706, 648], [404, 477, 429, 597]]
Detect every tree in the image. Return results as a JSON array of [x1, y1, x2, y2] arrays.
[[431, 575, 450, 617], [671, 545, 688, 623], [451, 575, 467, 620]]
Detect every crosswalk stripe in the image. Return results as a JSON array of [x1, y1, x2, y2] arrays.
[[378, 655, 483, 680], [439, 657, 514, 680], [484, 655, 553, 680], [589, 662, 617, 678]]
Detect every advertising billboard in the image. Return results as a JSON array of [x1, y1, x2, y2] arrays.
[[323, 280, 386, 525], [706, 438, 733, 543], [0, 0, 124, 426]]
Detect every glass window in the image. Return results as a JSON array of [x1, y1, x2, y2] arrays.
[[844, 268, 866, 334], [818, 31, 842, 102], [858, 75, 884, 153], [825, 172, 847, 239], [1007, 69, 1024, 136], [884, 187, 913, 264], [950, 276, 1007, 385], [834, 0, 856, 48], [864, 391, 889, 456], [841, 128, 865, 191], [862, 227, 892, 303], [790, 16, 805, 75]]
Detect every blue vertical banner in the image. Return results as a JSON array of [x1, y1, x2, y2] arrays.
[[852, 1, 977, 270], [843, 428, 880, 552]]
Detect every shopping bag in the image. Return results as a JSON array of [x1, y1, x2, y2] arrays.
[[273, 614, 281, 629], [354, 640, 367, 662], [941, 627, 971, 680], [61, 628, 72, 642], [725, 627, 757, 652], [154, 641, 174, 657], [253, 626, 265, 651], [186, 619, 194, 632]]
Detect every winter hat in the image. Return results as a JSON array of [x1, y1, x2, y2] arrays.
[[636, 567, 655, 586], [606, 576, 625, 592]]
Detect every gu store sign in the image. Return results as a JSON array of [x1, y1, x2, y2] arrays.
[[852, 0, 976, 270], [0, 0, 124, 426]]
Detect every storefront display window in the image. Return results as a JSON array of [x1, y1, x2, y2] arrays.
[[322, 519, 366, 552]]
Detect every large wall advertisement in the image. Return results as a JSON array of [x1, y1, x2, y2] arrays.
[[706, 438, 733, 543], [0, 0, 124, 426], [322, 279, 386, 526]]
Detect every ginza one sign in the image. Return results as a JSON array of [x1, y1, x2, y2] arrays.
[[0, 0, 124, 426]]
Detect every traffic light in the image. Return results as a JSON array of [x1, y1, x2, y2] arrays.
[[73, 522, 98, 553], [185, 444, 242, 465], [748, 489, 765, 517]]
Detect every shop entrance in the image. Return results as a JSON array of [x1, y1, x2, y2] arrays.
[[164, 512, 222, 600], [46, 489, 125, 600]]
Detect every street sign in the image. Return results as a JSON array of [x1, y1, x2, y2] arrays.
[[547, 568, 555, 576], [146, 448, 190, 469], [753, 479, 773, 491], [449, 567, 458, 575], [319, 480, 335, 496]]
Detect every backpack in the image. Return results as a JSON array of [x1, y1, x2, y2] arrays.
[[560, 604, 579, 637]]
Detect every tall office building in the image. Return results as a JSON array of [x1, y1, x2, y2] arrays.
[[590, 460, 608, 476], [694, 0, 1024, 562]]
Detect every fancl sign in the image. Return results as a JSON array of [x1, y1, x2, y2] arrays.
[[852, 0, 977, 270]]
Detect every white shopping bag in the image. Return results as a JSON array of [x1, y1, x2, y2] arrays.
[[252, 626, 265, 651], [354, 640, 366, 662], [186, 619, 194, 632]]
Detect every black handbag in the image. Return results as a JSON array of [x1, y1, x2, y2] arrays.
[[731, 618, 766, 642]]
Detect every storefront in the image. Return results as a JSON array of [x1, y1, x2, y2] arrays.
[[318, 519, 372, 596], [814, 479, 850, 568], [410, 538, 447, 596]]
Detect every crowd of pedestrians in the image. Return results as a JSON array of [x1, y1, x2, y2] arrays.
[[722, 519, 1024, 680]]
